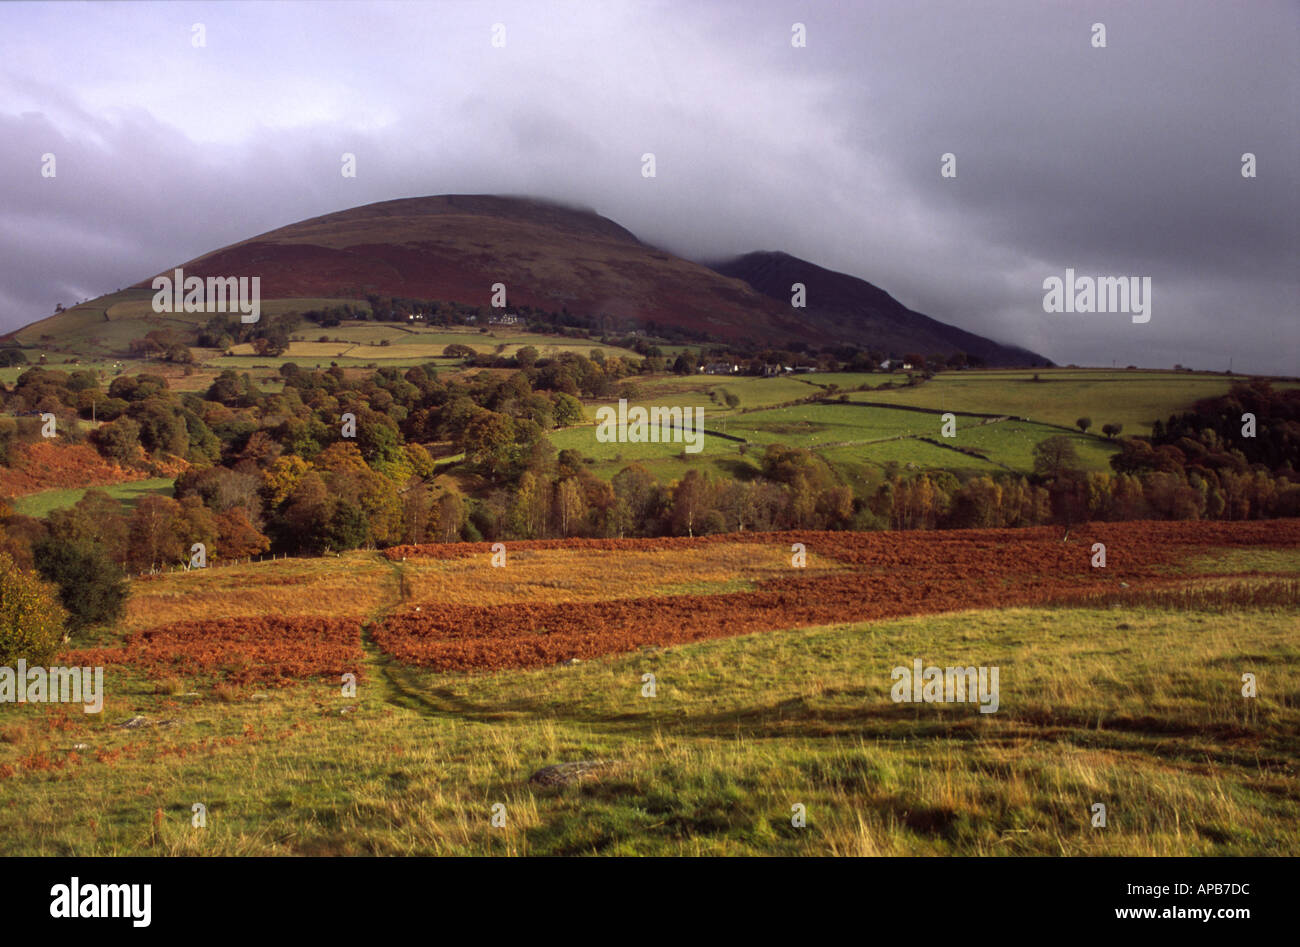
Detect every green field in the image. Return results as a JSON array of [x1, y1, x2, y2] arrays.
[[547, 423, 755, 484], [601, 373, 817, 414], [9, 289, 644, 370], [230, 328, 642, 363], [551, 398, 1119, 481], [11, 478, 175, 518], [1, 597, 1293, 855], [12, 291, 371, 359], [729, 402, 933, 446], [941, 418, 1117, 472], [846, 369, 1275, 435], [213, 354, 449, 371]]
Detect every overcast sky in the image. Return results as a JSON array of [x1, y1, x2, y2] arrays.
[[2, 0, 1296, 373]]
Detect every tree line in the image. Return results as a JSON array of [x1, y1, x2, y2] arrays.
[[0, 358, 1294, 640]]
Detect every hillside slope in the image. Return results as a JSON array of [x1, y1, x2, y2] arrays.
[[131, 195, 809, 344], [9, 195, 1049, 363], [710, 251, 1051, 367]]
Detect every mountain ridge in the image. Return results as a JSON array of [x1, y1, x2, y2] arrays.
[[18, 194, 1050, 364], [708, 250, 1050, 367]]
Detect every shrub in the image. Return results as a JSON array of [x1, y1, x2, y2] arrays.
[[0, 551, 67, 665], [33, 538, 129, 633]]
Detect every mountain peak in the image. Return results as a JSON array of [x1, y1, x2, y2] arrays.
[[710, 251, 1051, 366], [69, 193, 1052, 362]]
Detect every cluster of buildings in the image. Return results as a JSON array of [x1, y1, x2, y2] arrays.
[[699, 359, 914, 376]]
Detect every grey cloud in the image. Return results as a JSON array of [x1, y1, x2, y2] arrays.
[[0, 0, 1294, 373]]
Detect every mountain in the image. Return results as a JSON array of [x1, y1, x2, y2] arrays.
[[12, 195, 1049, 364], [708, 251, 1051, 367], [129, 194, 810, 344]]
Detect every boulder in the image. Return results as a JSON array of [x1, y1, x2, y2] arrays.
[[528, 760, 616, 787]]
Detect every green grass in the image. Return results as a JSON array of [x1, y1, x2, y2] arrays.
[[621, 374, 816, 413], [728, 402, 932, 447], [1, 593, 1294, 855], [8, 289, 645, 367], [212, 355, 451, 371], [847, 369, 1269, 435], [12, 291, 373, 360], [785, 371, 880, 389], [549, 396, 1120, 482], [11, 477, 175, 518], [819, 437, 1005, 474], [546, 424, 756, 482], [1180, 547, 1300, 575], [938, 419, 1117, 472]]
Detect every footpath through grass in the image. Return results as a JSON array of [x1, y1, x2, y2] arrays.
[[1, 590, 1294, 855]]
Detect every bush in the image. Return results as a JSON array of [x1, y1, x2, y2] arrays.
[[33, 538, 129, 634], [90, 416, 142, 464], [0, 551, 67, 665], [700, 510, 728, 535]]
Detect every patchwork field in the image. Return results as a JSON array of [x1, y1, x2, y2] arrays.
[[550, 397, 1120, 479], [43, 518, 1300, 679], [541, 368, 1278, 486], [11, 289, 641, 365], [843, 369, 1295, 435]]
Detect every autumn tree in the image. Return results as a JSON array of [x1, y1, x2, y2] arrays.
[[508, 471, 548, 539], [215, 508, 271, 559], [127, 495, 185, 571], [578, 472, 617, 537], [461, 410, 537, 481], [670, 469, 711, 537], [46, 490, 129, 564], [436, 491, 467, 542], [950, 476, 1002, 528], [719, 480, 759, 532], [552, 477, 588, 537], [175, 495, 219, 558], [814, 484, 855, 529], [613, 464, 660, 533], [274, 471, 331, 553], [0, 551, 66, 665], [1032, 435, 1082, 481], [785, 474, 818, 529], [262, 455, 312, 508], [91, 416, 143, 465]]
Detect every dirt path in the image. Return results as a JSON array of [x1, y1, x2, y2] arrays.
[[357, 555, 474, 720]]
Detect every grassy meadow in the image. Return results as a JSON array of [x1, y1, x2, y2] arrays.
[[550, 393, 1121, 483], [11, 477, 176, 519], [1, 587, 1294, 855], [843, 369, 1291, 435]]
